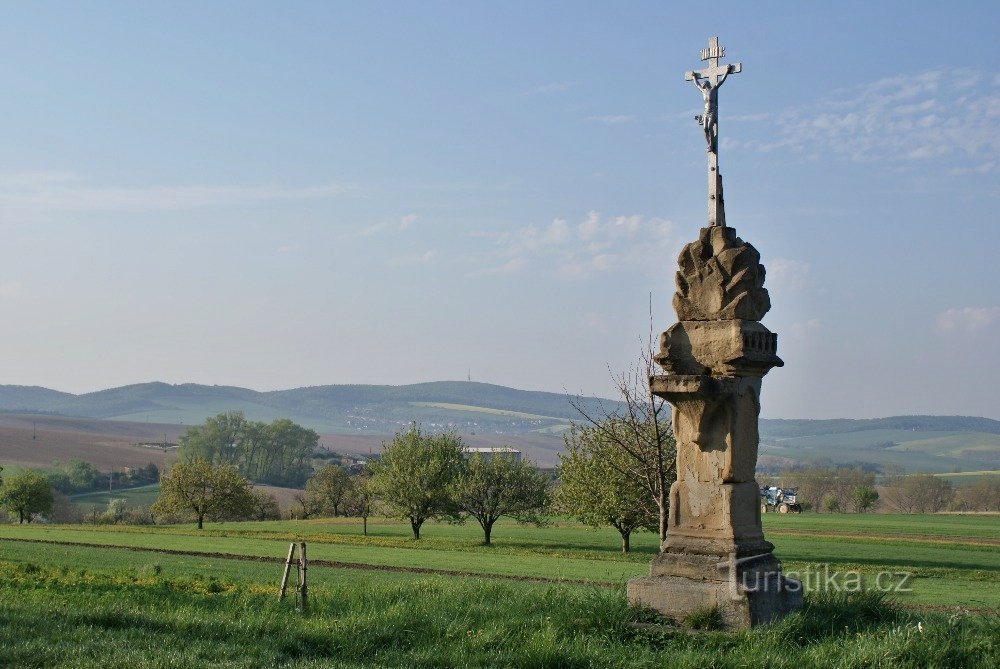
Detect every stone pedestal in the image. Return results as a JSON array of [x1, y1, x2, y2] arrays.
[[627, 225, 802, 629]]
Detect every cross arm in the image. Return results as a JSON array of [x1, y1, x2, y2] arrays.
[[716, 62, 742, 87], [685, 63, 742, 83]]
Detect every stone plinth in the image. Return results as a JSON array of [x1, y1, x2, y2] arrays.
[[627, 225, 801, 629]]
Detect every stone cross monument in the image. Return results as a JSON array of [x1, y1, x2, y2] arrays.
[[627, 38, 802, 629]]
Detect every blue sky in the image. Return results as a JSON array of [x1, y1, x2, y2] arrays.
[[0, 1, 997, 419]]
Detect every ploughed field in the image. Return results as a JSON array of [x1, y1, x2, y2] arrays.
[[0, 514, 996, 667]]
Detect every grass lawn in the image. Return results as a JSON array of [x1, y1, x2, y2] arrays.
[[0, 540, 996, 669]]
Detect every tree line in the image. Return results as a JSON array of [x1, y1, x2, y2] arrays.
[[177, 411, 318, 486], [770, 463, 1000, 513], [143, 424, 551, 544]]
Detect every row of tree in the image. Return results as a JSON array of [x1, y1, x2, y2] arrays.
[[325, 358, 678, 552], [881, 472, 1000, 513], [149, 426, 552, 545], [776, 465, 880, 513], [177, 411, 319, 486], [367, 426, 549, 544], [771, 465, 999, 513], [45, 459, 159, 495]]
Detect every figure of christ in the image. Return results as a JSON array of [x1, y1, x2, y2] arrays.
[[690, 66, 733, 153]]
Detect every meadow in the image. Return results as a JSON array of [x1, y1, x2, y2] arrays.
[[0, 514, 996, 667], [70, 483, 162, 510]]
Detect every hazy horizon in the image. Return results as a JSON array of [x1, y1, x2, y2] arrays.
[[2, 377, 998, 423]]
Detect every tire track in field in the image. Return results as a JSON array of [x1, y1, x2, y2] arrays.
[[0, 536, 619, 588], [767, 529, 1000, 547]]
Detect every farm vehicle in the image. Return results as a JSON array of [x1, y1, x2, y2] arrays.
[[760, 486, 802, 513]]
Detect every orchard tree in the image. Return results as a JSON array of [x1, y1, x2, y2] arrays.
[[304, 464, 353, 517], [0, 469, 54, 524], [953, 476, 1000, 512], [369, 425, 464, 539], [895, 474, 955, 512], [451, 453, 549, 545], [344, 472, 376, 536], [151, 459, 256, 529], [851, 485, 879, 513], [250, 490, 282, 520], [290, 491, 317, 519], [570, 340, 676, 542], [557, 424, 658, 552]]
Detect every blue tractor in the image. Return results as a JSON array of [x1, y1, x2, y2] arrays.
[[760, 486, 802, 513]]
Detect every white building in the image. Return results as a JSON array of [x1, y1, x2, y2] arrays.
[[463, 447, 522, 462]]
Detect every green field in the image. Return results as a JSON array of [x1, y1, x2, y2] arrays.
[[409, 402, 565, 422], [936, 470, 1000, 486], [762, 429, 1000, 474], [0, 514, 997, 668], [70, 483, 162, 510], [1, 514, 997, 608]]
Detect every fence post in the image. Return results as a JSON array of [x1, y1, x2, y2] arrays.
[[297, 541, 308, 612], [278, 542, 296, 600]]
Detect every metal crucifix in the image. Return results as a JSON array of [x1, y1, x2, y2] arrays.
[[685, 37, 741, 226]]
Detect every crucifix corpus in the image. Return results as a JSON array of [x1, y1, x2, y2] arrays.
[[685, 36, 740, 227]]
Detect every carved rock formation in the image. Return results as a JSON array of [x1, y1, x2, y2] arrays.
[[673, 226, 770, 322]]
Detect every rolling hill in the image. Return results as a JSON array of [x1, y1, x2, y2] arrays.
[[0, 381, 998, 472], [0, 381, 611, 436]]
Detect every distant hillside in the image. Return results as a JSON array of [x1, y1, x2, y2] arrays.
[[0, 381, 615, 437], [759, 416, 1000, 438], [0, 381, 997, 473]]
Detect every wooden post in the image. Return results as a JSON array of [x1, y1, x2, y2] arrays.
[[278, 542, 296, 600], [297, 541, 308, 612]]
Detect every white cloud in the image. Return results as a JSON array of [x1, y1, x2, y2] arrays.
[[0, 172, 352, 212], [587, 114, 635, 124], [471, 211, 674, 279], [730, 69, 1000, 171], [935, 306, 1000, 333], [767, 258, 812, 291]]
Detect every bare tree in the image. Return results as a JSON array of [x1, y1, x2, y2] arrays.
[[881, 472, 955, 513], [569, 313, 676, 542]]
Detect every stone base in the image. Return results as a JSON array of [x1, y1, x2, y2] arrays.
[[627, 553, 802, 629]]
